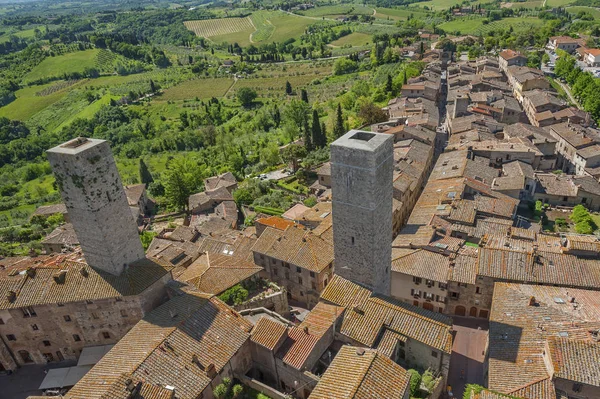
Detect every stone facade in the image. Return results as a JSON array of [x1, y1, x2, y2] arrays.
[[446, 275, 495, 318], [0, 274, 169, 370], [47, 138, 145, 276], [331, 130, 394, 296]]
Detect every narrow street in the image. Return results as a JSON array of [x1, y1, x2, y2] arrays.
[[447, 317, 489, 398], [557, 80, 582, 109]]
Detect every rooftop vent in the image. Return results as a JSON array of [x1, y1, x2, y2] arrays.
[[6, 290, 16, 302], [356, 348, 366, 356], [558, 331, 569, 338], [350, 132, 375, 142], [61, 137, 89, 149], [53, 270, 67, 284], [79, 266, 88, 277]]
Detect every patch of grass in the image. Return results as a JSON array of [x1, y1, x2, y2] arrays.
[[56, 93, 120, 130], [0, 27, 37, 43], [567, 6, 600, 18], [250, 10, 275, 42], [439, 17, 484, 33], [299, 4, 374, 17], [374, 7, 430, 20], [330, 32, 372, 47], [24, 49, 100, 84], [266, 11, 323, 43], [160, 77, 234, 101], [546, 0, 575, 6], [0, 80, 86, 121], [184, 17, 254, 38]]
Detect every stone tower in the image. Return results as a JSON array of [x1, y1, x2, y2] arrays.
[[47, 138, 145, 276], [331, 130, 394, 296]]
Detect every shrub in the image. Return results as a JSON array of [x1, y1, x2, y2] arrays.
[[575, 219, 596, 235], [571, 205, 590, 224], [303, 196, 317, 207], [218, 284, 249, 305], [408, 369, 421, 397]]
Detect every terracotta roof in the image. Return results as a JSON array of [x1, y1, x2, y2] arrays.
[[547, 337, 600, 386], [256, 216, 294, 231], [316, 162, 331, 176], [204, 172, 237, 191], [282, 203, 310, 220], [41, 223, 79, 246], [251, 316, 288, 350], [124, 184, 146, 207], [0, 253, 171, 310], [176, 252, 262, 295], [66, 289, 252, 399], [309, 346, 410, 399], [32, 203, 68, 217], [447, 254, 478, 285], [188, 186, 233, 210], [320, 275, 453, 353], [500, 49, 525, 61], [488, 283, 600, 396], [375, 328, 407, 358], [391, 249, 450, 282], [252, 226, 334, 273]]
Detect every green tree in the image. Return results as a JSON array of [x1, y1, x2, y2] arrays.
[[285, 80, 293, 95], [281, 144, 307, 172], [301, 89, 309, 103], [311, 110, 326, 148], [333, 57, 358, 75], [163, 158, 202, 211], [386, 74, 393, 93], [284, 99, 310, 133], [333, 103, 345, 139], [138, 158, 154, 186], [571, 205, 590, 223], [408, 369, 422, 397], [357, 101, 388, 125], [236, 87, 257, 107], [303, 117, 313, 151], [213, 384, 227, 399]]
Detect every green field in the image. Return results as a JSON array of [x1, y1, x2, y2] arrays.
[[503, 1, 544, 8], [298, 4, 374, 18], [24, 49, 100, 84], [0, 80, 86, 120], [546, 0, 576, 6], [440, 16, 544, 34], [160, 77, 235, 101], [0, 27, 36, 43], [567, 6, 600, 18], [374, 7, 430, 20], [330, 32, 372, 47], [250, 10, 276, 42]]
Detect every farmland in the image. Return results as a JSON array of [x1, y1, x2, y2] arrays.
[[183, 17, 254, 39], [329, 32, 372, 47], [23, 49, 100, 84], [297, 4, 374, 18], [160, 77, 235, 101], [373, 7, 430, 20], [439, 16, 545, 35], [567, 6, 600, 18], [545, 0, 576, 6]]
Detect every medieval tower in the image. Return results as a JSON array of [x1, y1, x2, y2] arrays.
[[47, 137, 145, 276], [331, 130, 394, 296]]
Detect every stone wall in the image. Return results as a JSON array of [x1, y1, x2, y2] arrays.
[[234, 288, 289, 317]]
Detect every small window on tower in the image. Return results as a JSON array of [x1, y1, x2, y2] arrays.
[[351, 236, 355, 245]]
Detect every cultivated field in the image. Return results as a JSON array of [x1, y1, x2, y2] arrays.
[[330, 32, 372, 47], [184, 17, 254, 38], [159, 77, 235, 101], [0, 27, 36, 43], [546, 0, 576, 6], [374, 7, 430, 20], [440, 16, 544, 34], [298, 4, 374, 18], [23, 49, 100, 84], [567, 6, 600, 18]]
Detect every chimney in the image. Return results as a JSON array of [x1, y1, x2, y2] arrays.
[[53, 270, 67, 284]]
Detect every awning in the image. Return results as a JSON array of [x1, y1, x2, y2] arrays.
[[39, 365, 93, 389], [77, 344, 114, 366]]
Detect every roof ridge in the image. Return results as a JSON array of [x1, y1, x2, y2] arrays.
[[506, 376, 551, 395], [348, 349, 377, 398]]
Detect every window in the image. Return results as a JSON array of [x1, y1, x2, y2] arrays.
[[73, 334, 81, 342], [431, 351, 438, 358], [6, 334, 16, 341], [450, 292, 460, 299], [410, 289, 421, 297], [0, 318, 4, 325], [351, 236, 355, 245], [424, 292, 434, 301], [57, 302, 64, 307], [573, 383, 582, 392], [426, 279, 434, 287], [439, 282, 447, 290], [22, 307, 36, 318], [582, 197, 587, 204], [285, 272, 290, 280], [260, 254, 264, 260], [296, 267, 301, 273], [31, 324, 38, 331], [120, 310, 127, 317], [115, 297, 123, 302], [92, 312, 99, 320], [43, 353, 54, 362], [298, 277, 303, 285], [562, 196, 568, 202], [64, 315, 71, 322], [86, 300, 93, 305], [43, 340, 51, 347], [476, 287, 482, 294], [283, 262, 290, 269], [273, 268, 278, 276], [102, 332, 110, 339], [310, 271, 315, 278], [311, 282, 317, 290], [412, 276, 422, 285]]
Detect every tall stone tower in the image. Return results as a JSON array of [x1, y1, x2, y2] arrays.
[[331, 130, 394, 296], [47, 138, 145, 276]]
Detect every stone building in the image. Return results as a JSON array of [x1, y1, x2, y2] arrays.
[[0, 252, 171, 371], [47, 138, 145, 276], [40, 287, 253, 399], [41, 223, 79, 254], [331, 130, 394, 296], [498, 49, 527, 73], [252, 225, 334, 308]]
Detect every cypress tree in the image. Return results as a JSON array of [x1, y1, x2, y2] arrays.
[[386, 74, 393, 93], [321, 121, 327, 143], [303, 117, 313, 152], [301, 89, 309, 103], [138, 159, 154, 186], [285, 81, 293, 95], [333, 103, 345, 139], [312, 110, 326, 148]]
